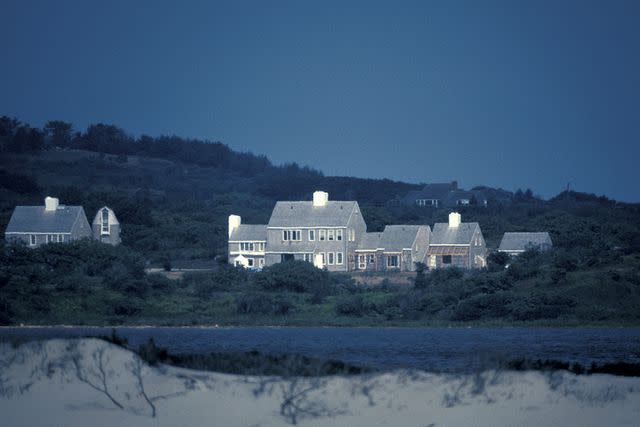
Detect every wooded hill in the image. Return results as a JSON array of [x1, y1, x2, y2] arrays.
[[1, 117, 639, 326]]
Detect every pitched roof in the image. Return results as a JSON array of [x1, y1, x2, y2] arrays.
[[230, 224, 267, 241], [267, 201, 359, 227], [414, 182, 458, 200], [357, 232, 382, 251], [498, 232, 552, 252], [380, 225, 424, 251], [5, 205, 86, 234], [431, 222, 479, 245]]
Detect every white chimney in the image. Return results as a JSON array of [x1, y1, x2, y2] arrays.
[[44, 196, 59, 212], [228, 215, 241, 238], [448, 212, 461, 228], [312, 191, 329, 207]]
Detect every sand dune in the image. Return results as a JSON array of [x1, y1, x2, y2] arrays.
[[1, 338, 640, 426]]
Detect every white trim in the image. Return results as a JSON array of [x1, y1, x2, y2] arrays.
[[229, 251, 265, 256], [429, 244, 471, 246], [228, 240, 266, 243]]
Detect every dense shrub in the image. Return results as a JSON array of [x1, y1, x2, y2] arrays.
[[255, 261, 332, 295], [335, 295, 377, 317], [450, 292, 512, 321], [235, 293, 295, 316]]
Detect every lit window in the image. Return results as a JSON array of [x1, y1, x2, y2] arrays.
[[336, 230, 343, 241], [328, 230, 335, 241], [309, 230, 315, 241], [336, 252, 343, 265], [319, 230, 326, 241], [101, 208, 109, 234], [328, 252, 335, 265]]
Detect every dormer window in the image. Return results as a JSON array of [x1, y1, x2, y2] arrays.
[[101, 208, 109, 235]]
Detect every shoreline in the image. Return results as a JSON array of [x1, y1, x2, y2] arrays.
[[2, 323, 640, 329]]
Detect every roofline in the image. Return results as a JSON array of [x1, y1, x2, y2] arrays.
[[267, 226, 348, 229], [5, 231, 72, 235]]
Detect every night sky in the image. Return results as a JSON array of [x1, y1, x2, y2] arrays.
[[2, 1, 639, 201]]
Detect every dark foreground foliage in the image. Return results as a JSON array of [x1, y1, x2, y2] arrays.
[[505, 358, 640, 377], [98, 331, 370, 376]]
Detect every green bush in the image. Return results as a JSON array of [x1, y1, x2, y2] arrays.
[[235, 293, 295, 315]]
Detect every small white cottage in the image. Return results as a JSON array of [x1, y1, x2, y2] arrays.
[[92, 206, 121, 245]]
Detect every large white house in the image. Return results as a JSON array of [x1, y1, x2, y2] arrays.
[[228, 191, 487, 271]]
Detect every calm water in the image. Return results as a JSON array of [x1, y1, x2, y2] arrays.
[[2, 327, 640, 372]]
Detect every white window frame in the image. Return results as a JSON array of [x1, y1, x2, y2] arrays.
[[336, 229, 343, 241], [328, 230, 335, 241], [303, 253, 313, 262], [101, 208, 110, 235], [30, 234, 36, 246], [387, 255, 399, 268], [336, 252, 343, 265], [308, 230, 315, 241], [247, 258, 254, 267], [258, 258, 265, 267], [327, 252, 335, 265], [319, 230, 326, 241], [358, 255, 366, 269], [282, 230, 288, 241], [321, 252, 326, 264]]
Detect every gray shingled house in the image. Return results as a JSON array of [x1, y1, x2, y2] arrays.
[[402, 182, 488, 208], [402, 182, 458, 207], [498, 232, 553, 256], [4, 197, 92, 247], [355, 225, 430, 272], [228, 215, 267, 269], [265, 191, 367, 272], [427, 212, 487, 269], [92, 206, 121, 245]]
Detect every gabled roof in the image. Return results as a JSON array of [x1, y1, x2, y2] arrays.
[[498, 232, 552, 252], [357, 225, 428, 252], [411, 182, 458, 200], [5, 205, 86, 234], [357, 232, 382, 251], [267, 201, 359, 227], [92, 206, 119, 225], [230, 224, 267, 241], [379, 225, 425, 251], [431, 222, 479, 245]]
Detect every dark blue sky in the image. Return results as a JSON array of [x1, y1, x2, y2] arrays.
[[2, 1, 639, 201]]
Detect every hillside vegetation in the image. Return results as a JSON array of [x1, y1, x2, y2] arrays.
[[0, 117, 639, 326]]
